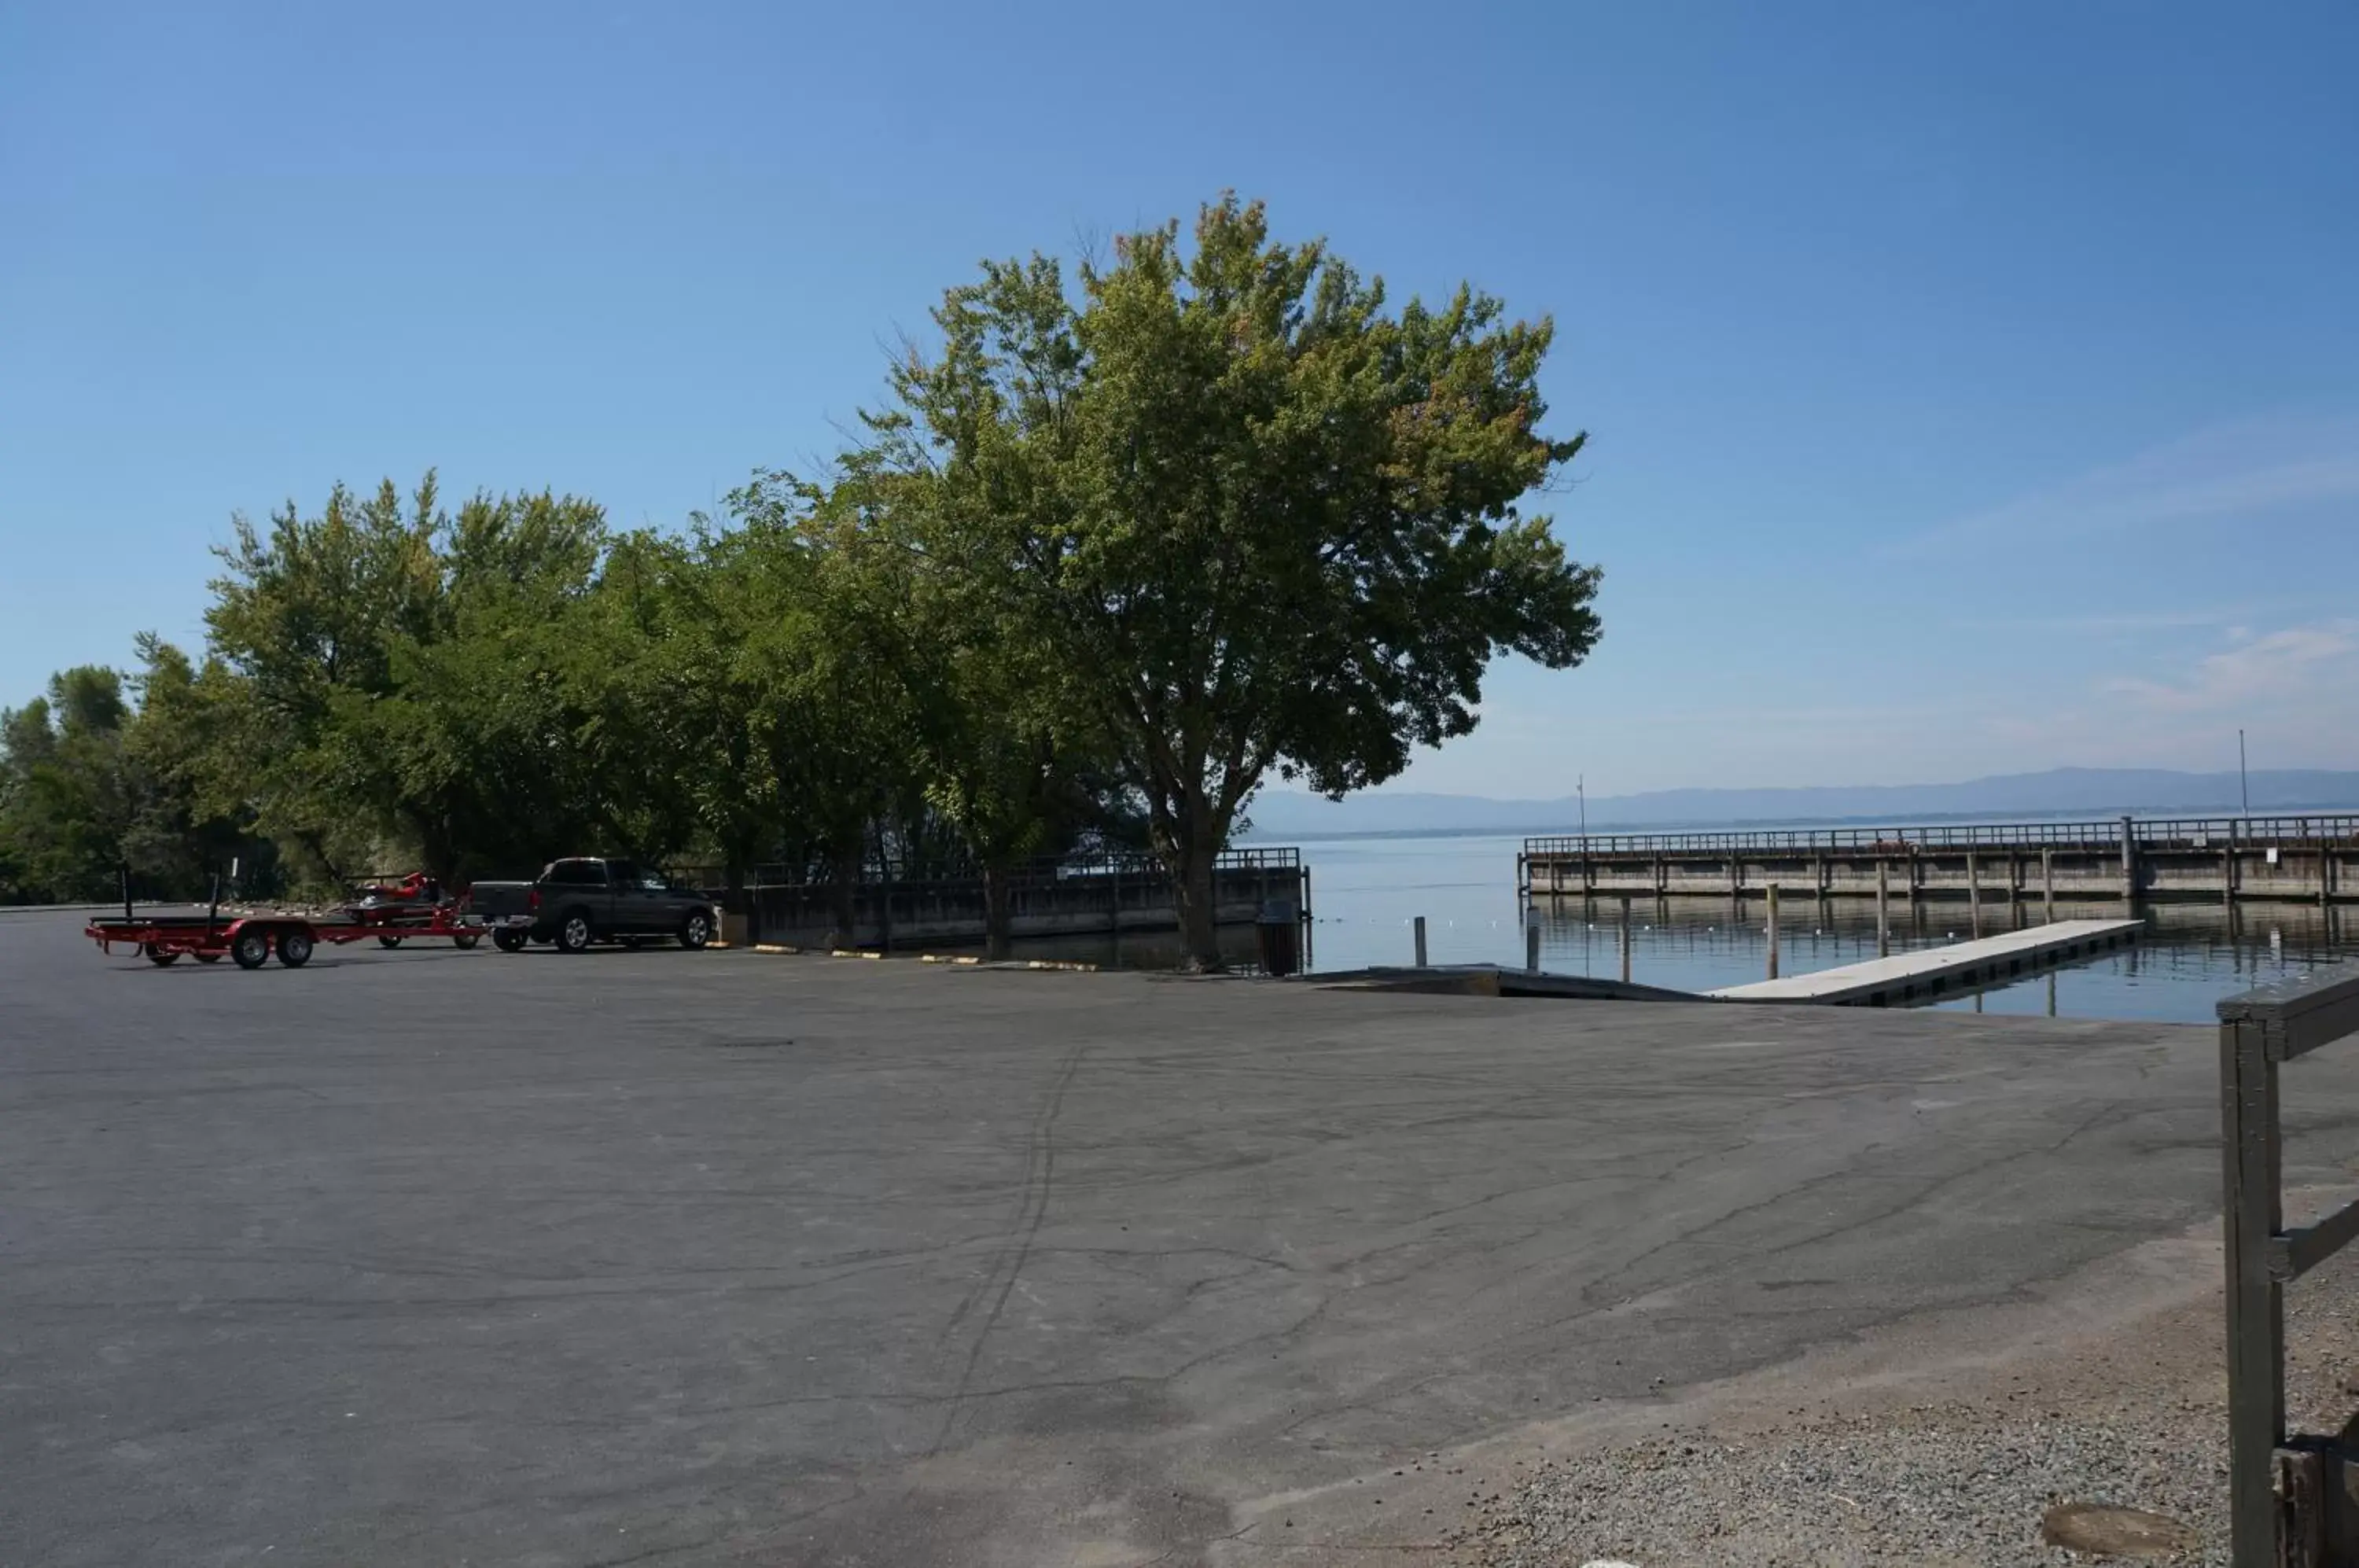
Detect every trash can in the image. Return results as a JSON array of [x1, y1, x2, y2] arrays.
[[1256, 898, 1301, 978]]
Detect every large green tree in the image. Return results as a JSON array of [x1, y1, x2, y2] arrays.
[[854, 196, 1603, 966], [711, 476, 925, 946], [0, 669, 133, 901], [203, 476, 443, 880], [0, 645, 247, 904], [204, 473, 614, 883], [826, 469, 1099, 958]]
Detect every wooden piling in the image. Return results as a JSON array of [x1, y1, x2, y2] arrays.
[[2042, 847, 2055, 921], [1413, 915, 1427, 969], [1875, 861, 1890, 958], [1619, 896, 1632, 985], [1765, 883, 1780, 981], [2225, 817, 2237, 907], [1525, 921, 1540, 974]]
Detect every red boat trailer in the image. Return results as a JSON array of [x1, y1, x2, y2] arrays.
[[86, 904, 489, 970]]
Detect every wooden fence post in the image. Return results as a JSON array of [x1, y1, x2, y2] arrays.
[[2221, 1013, 2284, 1565]]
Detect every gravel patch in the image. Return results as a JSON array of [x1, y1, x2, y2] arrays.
[[1448, 1231, 2359, 1567]]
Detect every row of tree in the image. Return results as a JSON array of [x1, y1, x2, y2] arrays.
[[0, 198, 1603, 966]]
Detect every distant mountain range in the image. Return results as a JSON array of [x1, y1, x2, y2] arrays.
[[1239, 767, 2359, 839]]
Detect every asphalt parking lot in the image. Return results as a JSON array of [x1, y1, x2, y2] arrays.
[[9, 907, 2357, 1567]]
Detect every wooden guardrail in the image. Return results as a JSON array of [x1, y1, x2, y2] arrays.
[[2220, 961, 2359, 1565]]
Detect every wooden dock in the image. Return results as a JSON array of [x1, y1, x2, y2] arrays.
[[1522, 812, 2359, 908], [1710, 918, 2143, 1007]]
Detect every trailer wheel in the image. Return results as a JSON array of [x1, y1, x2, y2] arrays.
[[193, 952, 223, 964], [452, 932, 480, 950], [278, 929, 315, 968], [377, 934, 404, 949], [679, 911, 713, 951], [492, 927, 528, 954], [231, 930, 271, 970], [555, 912, 594, 954], [143, 944, 180, 966]]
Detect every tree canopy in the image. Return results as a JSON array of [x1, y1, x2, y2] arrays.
[[2, 197, 1602, 966], [848, 195, 1602, 959]]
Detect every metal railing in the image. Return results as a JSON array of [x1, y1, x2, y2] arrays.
[[1525, 814, 2359, 859], [2218, 961, 2359, 1564], [679, 845, 1301, 891]]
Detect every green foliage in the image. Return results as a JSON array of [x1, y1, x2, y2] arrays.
[[0, 645, 256, 903], [0, 672, 134, 900], [204, 474, 614, 882], [2, 194, 1603, 954], [852, 195, 1603, 963]]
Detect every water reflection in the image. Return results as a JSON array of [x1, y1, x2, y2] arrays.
[[1530, 896, 2352, 1023], [976, 828, 2357, 1023]]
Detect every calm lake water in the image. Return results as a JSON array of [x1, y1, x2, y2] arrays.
[[1275, 831, 2359, 1025]]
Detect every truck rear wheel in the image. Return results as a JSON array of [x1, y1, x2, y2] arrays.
[[679, 911, 713, 950], [556, 912, 594, 954], [492, 927, 528, 953]]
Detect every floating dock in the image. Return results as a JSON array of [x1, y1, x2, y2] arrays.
[[1710, 918, 2143, 1007]]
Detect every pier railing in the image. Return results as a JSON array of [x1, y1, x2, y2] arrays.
[[678, 845, 1302, 891], [2218, 961, 2359, 1564], [1525, 814, 2359, 858]]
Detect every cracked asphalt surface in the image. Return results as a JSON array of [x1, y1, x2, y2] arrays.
[[9, 908, 2356, 1566]]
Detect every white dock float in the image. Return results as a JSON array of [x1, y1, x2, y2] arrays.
[[1711, 918, 2143, 1007]]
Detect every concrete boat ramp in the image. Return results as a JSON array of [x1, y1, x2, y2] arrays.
[[1711, 916, 2144, 1007]]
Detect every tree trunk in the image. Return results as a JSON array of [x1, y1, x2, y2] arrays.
[[1171, 839, 1222, 972], [983, 863, 1013, 962], [825, 836, 862, 950]]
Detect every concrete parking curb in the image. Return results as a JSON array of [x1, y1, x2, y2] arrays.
[[721, 942, 1099, 974]]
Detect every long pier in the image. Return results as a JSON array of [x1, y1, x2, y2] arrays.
[[1520, 813, 2359, 908]]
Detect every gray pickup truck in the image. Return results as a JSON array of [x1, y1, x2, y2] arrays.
[[469, 858, 719, 954]]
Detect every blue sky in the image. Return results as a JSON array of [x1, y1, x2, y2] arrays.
[[4, 0, 2354, 797]]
